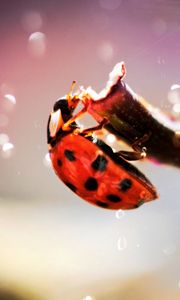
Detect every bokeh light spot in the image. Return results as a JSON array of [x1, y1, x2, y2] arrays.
[[43, 152, 52, 167], [115, 209, 125, 220], [0, 133, 9, 146], [97, 41, 114, 62], [4, 94, 16, 105], [28, 32, 46, 57], [2, 142, 14, 152], [106, 133, 116, 144], [168, 85, 180, 104], [117, 236, 127, 251], [172, 103, 180, 114], [1, 142, 14, 158], [162, 243, 176, 256]]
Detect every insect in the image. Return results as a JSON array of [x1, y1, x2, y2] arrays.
[[47, 85, 158, 210]]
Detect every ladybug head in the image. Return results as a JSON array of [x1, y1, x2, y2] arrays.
[[47, 82, 80, 145]]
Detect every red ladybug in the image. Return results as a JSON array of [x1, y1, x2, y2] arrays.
[[47, 92, 158, 210]]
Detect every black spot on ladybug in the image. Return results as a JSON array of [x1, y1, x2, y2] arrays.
[[84, 177, 98, 191], [64, 150, 76, 161], [65, 181, 77, 192], [119, 178, 132, 191], [107, 194, 122, 203], [57, 159, 62, 166], [96, 201, 109, 208], [91, 155, 108, 171]]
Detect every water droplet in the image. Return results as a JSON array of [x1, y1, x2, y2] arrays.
[[162, 244, 176, 256], [4, 94, 16, 105], [171, 84, 180, 91], [157, 57, 165, 65], [1, 142, 14, 158], [2, 94, 16, 112], [22, 11, 43, 32], [43, 152, 52, 167], [2, 142, 14, 152], [106, 134, 116, 144], [172, 103, 180, 114], [97, 42, 114, 62], [28, 32, 46, 57], [0, 133, 9, 146], [99, 0, 122, 10], [168, 85, 180, 104], [115, 209, 125, 220], [117, 236, 127, 251]]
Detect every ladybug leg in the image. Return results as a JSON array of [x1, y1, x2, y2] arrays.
[[115, 133, 151, 161], [132, 133, 151, 152], [81, 118, 108, 136], [116, 147, 146, 161], [62, 107, 87, 131]]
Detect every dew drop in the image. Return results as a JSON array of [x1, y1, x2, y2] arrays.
[[0, 133, 9, 146], [106, 133, 116, 144], [1, 142, 14, 158], [2, 142, 14, 152], [172, 103, 180, 114], [3, 94, 16, 112], [171, 84, 180, 91], [97, 42, 114, 62], [168, 85, 180, 104], [162, 243, 176, 256], [115, 209, 125, 220], [43, 152, 52, 167], [4, 94, 16, 105], [28, 32, 46, 57], [117, 236, 127, 251]]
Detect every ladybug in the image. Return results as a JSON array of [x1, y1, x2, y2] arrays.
[[63, 62, 178, 166], [47, 88, 158, 210]]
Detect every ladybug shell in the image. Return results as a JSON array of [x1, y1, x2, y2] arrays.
[[50, 133, 157, 210]]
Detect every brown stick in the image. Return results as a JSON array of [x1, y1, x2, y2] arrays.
[[89, 80, 180, 168]]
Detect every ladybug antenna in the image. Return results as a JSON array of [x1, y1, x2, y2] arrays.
[[67, 80, 76, 100]]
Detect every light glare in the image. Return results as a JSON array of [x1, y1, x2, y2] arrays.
[[4, 94, 16, 104], [2, 142, 14, 152], [0, 133, 9, 146]]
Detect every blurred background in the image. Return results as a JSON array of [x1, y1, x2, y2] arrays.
[[0, 0, 180, 299]]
